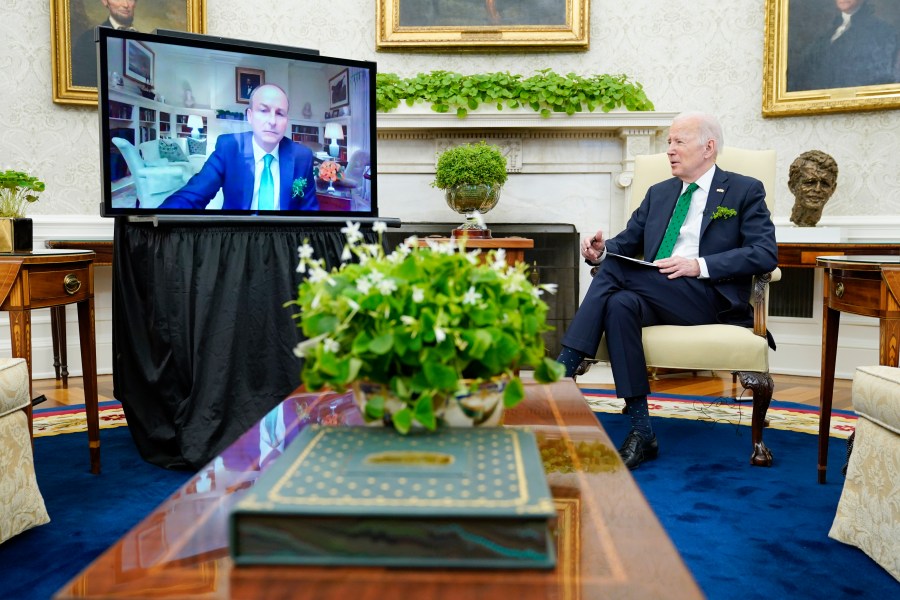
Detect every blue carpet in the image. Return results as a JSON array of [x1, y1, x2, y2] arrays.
[[0, 427, 192, 599], [596, 412, 899, 599], [1, 416, 897, 598]]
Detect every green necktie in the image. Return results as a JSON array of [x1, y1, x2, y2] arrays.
[[654, 182, 699, 260], [258, 154, 274, 211]]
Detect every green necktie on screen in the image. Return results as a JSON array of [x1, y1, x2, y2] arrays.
[[258, 154, 274, 211], [654, 182, 699, 261]]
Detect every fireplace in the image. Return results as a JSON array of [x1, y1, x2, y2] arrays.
[[384, 223, 580, 358]]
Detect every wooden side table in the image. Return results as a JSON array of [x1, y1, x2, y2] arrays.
[[816, 255, 900, 483], [417, 236, 534, 267], [0, 249, 100, 474], [44, 240, 112, 387]]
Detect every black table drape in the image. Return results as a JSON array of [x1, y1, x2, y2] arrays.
[[112, 218, 363, 470]]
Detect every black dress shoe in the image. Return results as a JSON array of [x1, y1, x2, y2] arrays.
[[618, 431, 659, 470]]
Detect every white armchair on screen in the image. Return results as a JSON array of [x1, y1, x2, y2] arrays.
[[112, 137, 186, 209], [583, 147, 782, 466]]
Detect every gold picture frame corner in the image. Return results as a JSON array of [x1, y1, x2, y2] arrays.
[[763, 0, 900, 118], [375, 0, 588, 52], [49, 0, 207, 107]]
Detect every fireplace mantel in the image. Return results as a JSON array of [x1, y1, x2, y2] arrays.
[[377, 108, 677, 132], [374, 109, 677, 300]]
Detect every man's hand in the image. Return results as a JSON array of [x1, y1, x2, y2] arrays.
[[581, 230, 605, 263], [654, 256, 700, 279]]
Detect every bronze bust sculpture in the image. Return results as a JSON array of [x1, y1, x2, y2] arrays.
[[788, 150, 838, 227]]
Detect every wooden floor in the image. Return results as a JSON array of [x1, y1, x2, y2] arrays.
[[31, 371, 855, 412]]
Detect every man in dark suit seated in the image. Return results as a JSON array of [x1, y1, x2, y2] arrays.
[[556, 111, 778, 470], [160, 83, 318, 211]]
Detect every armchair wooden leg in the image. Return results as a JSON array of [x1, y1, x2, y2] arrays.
[[737, 371, 774, 467]]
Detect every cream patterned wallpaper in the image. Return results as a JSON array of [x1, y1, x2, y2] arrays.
[[3, 0, 899, 220]]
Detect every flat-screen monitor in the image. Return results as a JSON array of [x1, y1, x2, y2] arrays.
[[97, 28, 379, 222]]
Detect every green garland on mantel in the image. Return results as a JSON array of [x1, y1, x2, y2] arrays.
[[375, 69, 655, 117]]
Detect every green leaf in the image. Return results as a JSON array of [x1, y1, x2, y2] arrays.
[[365, 393, 385, 420], [369, 332, 394, 354], [413, 394, 437, 430], [503, 377, 525, 408], [391, 408, 412, 434], [424, 362, 459, 390], [533, 357, 565, 383]]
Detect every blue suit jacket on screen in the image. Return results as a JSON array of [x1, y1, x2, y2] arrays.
[[160, 132, 319, 211], [606, 166, 778, 325]]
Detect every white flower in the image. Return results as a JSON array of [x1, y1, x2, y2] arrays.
[[341, 221, 363, 243], [412, 287, 425, 303], [297, 243, 315, 260], [400, 315, 416, 326], [323, 337, 340, 353], [503, 273, 526, 293], [340, 244, 352, 261], [541, 283, 558, 295], [296, 261, 307, 274], [377, 278, 397, 295], [492, 249, 507, 270], [372, 221, 387, 234], [434, 326, 447, 343], [307, 267, 331, 284], [464, 250, 480, 265], [462, 286, 482, 305], [369, 270, 385, 283], [356, 278, 372, 294]]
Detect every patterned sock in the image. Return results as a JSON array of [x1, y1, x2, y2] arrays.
[[556, 346, 587, 378], [625, 395, 653, 439]]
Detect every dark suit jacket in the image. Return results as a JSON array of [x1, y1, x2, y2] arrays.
[[72, 20, 113, 88], [789, 3, 899, 91], [605, 166, 778, 326], [160, 132, 319, 211]]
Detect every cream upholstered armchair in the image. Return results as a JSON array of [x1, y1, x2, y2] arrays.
[[0, 357, 50, 543], [582, 147, 781, 466], [112, 137, 187, 209]]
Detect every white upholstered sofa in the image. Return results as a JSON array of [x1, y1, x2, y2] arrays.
[[0, 357, 50, 544], [829, 365, 900, 581]]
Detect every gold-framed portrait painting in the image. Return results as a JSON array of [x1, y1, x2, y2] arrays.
[[50, 0, 206, 106], [375, 0, 589, 51], [763, 0, 900, 117]]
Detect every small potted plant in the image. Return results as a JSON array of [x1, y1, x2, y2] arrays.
[[0, 169, 44, 252], [432, 141, 508, 238], [291, 221, 564, 434]]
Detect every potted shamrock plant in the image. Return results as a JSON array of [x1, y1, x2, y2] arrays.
[[432, 141, 508, 238], [0, 169, 44, 252], [291, 221, 564, 433]]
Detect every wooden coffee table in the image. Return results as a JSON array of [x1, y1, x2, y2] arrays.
[[54, 379, 701, 599]]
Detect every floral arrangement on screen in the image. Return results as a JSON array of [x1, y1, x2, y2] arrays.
[[290, 222, 565, 433], [314, 160, 343, 183], [0, 169, 44, 218]]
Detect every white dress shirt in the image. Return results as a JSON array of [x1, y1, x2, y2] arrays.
[[250, 138, 281, 210], [670, 164, 716, 278], [831, 13, 853, 43]]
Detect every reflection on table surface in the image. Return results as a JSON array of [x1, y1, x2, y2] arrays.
[[54, 390, 363, 597], [55, 382, 702, 600], [817, 254, 900, 264]]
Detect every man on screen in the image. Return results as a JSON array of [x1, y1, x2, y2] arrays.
[[160, 84, 319, 211]]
